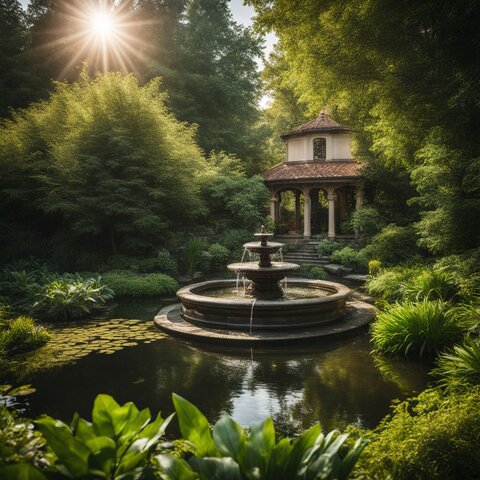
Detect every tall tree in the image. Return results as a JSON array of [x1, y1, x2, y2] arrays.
[[250, 0, 480, 253], [151, 0, 265, 173]]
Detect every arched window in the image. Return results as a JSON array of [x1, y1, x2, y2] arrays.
[[313, 138, 326, 160]]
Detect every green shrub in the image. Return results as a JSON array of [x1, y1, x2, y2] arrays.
[[155, 249, 178, 276], [0, 406, 47, 469], [365, 224, 420, 265], [31, 275, 114, 320], [308, 266, 328, 280], [368, 259, 382, 276], [371, 300, 462, 357], [366, 266, 419, 302], [207, 243, 230, 270], [0, 316, 49, 355], [351, 207, 384, 237], [434, 338, 480, 390], [401, 268, 458, 301], [218, 228, 252, 253], [351, 387, 480, 480], [448, 298, 480, 334], [317, 240, 343, 257], [102, 271, 177, 296], [331, 247, 368, 272], [156, 394, 368, 480]]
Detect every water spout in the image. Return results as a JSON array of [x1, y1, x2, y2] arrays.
[[249, 299, 257, 335], [240, 246, 247, 263], [279, 246, 284, 262], [282, 276, 288, 295]]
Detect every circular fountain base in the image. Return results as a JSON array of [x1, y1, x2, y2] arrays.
[[154, 299, 376, 345]]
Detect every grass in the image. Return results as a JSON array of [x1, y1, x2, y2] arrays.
[[370, 300, 463, 357]]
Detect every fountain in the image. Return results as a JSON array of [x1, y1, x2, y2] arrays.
[[155, 227, 376, 344]]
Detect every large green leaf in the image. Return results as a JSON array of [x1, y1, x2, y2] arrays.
[[212, 416, 246, 459], [156, 454, 198, 480], [265, 437, 292, 480], [36, 417, 91, 477], [189, 457, 242, 480], [238, 417, 275, 480], [91, 394, 121, 437], [285, 423, 321, 478], [0, 464, 47, 480], [86, 435, 116, 474], [172, 394, 218, 457], [119, 407, 151, 442]]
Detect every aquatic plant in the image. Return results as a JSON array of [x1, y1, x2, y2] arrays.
[[0, 316, 49, 355], [371, 300, 462, 357], [156, 394, 368, 480]]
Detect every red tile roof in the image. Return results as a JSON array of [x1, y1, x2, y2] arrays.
[[263, 161, 362, 183], [282, 111, 352, 139]]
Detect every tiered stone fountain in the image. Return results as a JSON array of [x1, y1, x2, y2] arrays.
[[155, 227, 376, 344]]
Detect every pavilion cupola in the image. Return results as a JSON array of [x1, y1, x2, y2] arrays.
[[281, 111, 353, 163]]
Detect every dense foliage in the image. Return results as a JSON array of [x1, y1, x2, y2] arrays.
[[102, 271, 177, 297]]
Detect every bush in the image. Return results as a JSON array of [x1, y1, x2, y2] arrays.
[[434, 338, 480, 390], [352, 387, 480, 480], [156, 394, 367, 480], [31, 275, 114, 321], [183, 237, 205, 276], [371, 300, 463, 357], [366, 266, 420, 302], [351, 207, 384, 237], [448, 298, 480, 334], [102, 271, 178, 296], [207, 243, 230, 270], [218, 228, 252, 253], [0, 316, 49, 356], [154, 249, 178, 276], [0, 406, 47, 469], [317, 240, 343, 257], [364, 224, 420, 265], [308, 266, 328, 280], [368, 259, 382, 276], [401, 268, 458, 301], [331, 247, 369, 272]]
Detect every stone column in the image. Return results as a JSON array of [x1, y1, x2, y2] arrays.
[[356, 185, 365, 210], [270, 195, 277, 224], [327, 189, 336, 240], [303, 186, 311, 238], [295, 191, 301, 233]]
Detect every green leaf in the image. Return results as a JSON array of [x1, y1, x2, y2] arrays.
[[86, 435, 116, 473], [212, 416, 246, 459], [156, 454, 198, 480], [36, 417, 91, 477], [266, 437, 292, 480], [189, 457, 242, 480], [0, 464, 47, 480], [172, 394, 218, 457], [285, 423, 321, 478], [92, 394, 120, 437]]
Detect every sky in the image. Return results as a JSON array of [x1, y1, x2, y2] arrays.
[[18, 0, 276, 106]]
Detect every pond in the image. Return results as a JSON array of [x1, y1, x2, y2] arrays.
[[2, 296, 431, 437]]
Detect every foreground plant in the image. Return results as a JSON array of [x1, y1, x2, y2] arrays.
[[371, 300, 463, 357], [156, 394, 368, 480]]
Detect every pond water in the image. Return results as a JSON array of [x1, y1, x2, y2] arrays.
[[3, 296, 432, 436]]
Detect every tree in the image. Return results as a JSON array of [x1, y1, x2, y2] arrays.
[[250, 0, 480, 253], [0, 72, 208, 261], [151, 0, 265, 173]]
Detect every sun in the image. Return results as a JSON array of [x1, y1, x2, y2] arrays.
[[91, 11, 115, 38]]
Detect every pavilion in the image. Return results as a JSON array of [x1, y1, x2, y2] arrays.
[[263, 112, 364, 241]]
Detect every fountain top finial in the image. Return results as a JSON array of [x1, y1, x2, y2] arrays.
[[260, 224, 266, 234]]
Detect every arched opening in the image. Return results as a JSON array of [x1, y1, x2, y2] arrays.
[[334, 186, 356, 234], [275, 188, 303, 235], [309, 188, 328, 236], [313, 137, 326, 161]]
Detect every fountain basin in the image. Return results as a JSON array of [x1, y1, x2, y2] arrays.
[[176, 278, 351, 330]]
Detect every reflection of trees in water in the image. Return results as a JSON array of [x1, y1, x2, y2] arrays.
[[25, 333, 429, 436]]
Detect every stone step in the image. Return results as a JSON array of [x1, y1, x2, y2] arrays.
[[323, 264, 353, 276], [343, 274, 368, 284]]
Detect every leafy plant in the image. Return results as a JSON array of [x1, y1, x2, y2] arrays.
[[317, 240, 343, 257], [207, 243, 230, 270], [183, 237, 205, 276], [0, 316, 49, 356], [308, 266, 327, 280], [218, 229, 252, 254], [434, 338, 480, 390], [366, 266, 424, 302], [16, 394, 174, 480], [31, 275, 114, 321], [371, 300, 463, 357], [331, 247, 368, 272], [156, 394, 368, 480], [368, 260, 382, 276], [102, 271, 178, 296], [155, 249, 179, 276], [448, 298, 480, 334], [351, 207, 384, 238]]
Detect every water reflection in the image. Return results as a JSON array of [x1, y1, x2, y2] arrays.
[[17, 331, 431, 436]]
